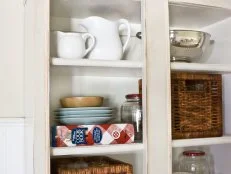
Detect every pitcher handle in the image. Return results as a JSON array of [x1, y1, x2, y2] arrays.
[[82, 33, 96, 57], [118, 19, 131, 53]]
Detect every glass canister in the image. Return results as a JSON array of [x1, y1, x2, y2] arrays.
[[121, 94, 142, 142], [179, 150, 210, 174]]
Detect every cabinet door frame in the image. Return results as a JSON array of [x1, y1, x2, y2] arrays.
[[24, 0, 50, 173], [144, 0, 172, 173], [25, 0, 172, 173]]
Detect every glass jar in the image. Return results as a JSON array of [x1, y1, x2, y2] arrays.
[[138, 79, 142, 94], [121, 94, 142, 142], [179, 150, 210, 174]]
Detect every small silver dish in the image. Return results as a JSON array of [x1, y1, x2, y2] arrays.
[[170, 30, 211, 62]]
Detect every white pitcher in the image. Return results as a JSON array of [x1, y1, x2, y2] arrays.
[[55, 31, 95, 59], [80, 16, 131, 60]]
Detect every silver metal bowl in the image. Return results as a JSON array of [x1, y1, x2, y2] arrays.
[[170, 30, 211, 62]]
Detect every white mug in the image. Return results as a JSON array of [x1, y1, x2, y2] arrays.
[[55, 31, 95, 59]]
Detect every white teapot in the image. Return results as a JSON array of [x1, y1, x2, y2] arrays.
[[80, 16, 131, 60]]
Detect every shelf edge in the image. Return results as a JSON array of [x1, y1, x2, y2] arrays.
[[51, 143, 144, 156], [171, 63, 231, 73], [172, 136, 231, 147], [51, 58, 143, 68]]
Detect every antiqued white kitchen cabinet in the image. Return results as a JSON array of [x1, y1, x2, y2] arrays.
[[23, 0, 231, 174], [0, 1, 25, 174], [0, 0, 24, 118]]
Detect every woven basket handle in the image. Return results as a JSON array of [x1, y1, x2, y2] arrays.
[[185, 80, 207, 91]]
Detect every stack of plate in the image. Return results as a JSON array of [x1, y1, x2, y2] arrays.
[[54, 107, 114, 125]]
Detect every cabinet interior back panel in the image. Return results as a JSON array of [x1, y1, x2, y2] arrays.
[[0, 0, 24, 117], [210, 144, 231, 174], [50, 75, 140, 119], [223, 75, 231, 135], [50, 0, 141, 23], [201, 17, 231, 64]]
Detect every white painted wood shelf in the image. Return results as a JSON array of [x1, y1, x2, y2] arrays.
[[51, 58, 142, 68], [51, 59, 231, 75], [172, 136, 231, 147], [171, 62, 231, 74], [137, 0, 231, 9], [51, 58, 143, 77], [51, 143, 144, 156], [136, 0, 231, 9], [169, 0, 231, 10]]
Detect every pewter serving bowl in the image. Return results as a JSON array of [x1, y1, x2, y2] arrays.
[[170, 30, 211, 62]]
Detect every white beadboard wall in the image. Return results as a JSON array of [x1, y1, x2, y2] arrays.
[[0, 118, 24, 174]]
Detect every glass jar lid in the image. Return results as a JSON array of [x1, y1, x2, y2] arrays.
[[183, 150, 205, 157], [125, 94, 142, 99]]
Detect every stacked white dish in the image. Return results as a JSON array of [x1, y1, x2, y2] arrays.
[[54, 107, 114, 125]]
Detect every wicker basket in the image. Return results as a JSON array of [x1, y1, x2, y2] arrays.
[[51, 156, 133, 174], [171, 72, 223, 139]]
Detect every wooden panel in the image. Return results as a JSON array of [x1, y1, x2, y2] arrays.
[[0, 0, 24, 117], [24, 0, 36, 173], [0, 119, 24, 174], [144, 0, 172, 173], [31, 0, 50, 174]]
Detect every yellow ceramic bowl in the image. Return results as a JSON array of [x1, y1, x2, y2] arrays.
[[60, 96, 104, 108]]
